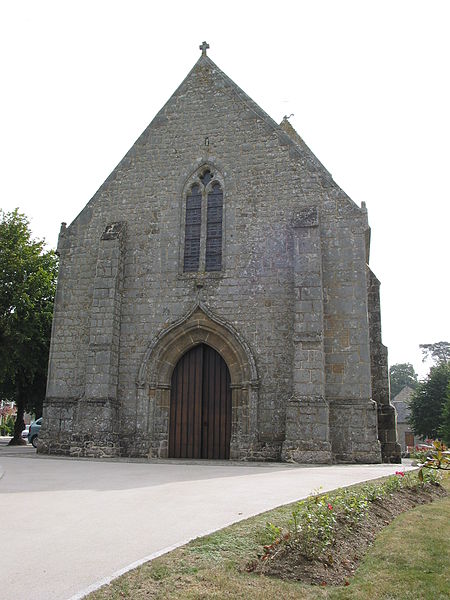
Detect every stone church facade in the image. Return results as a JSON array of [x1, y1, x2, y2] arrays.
[[39, 43, 401, 464]]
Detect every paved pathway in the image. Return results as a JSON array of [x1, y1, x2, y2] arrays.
[[0, 445, 412, 600]]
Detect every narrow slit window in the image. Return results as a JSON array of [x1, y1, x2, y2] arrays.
[[205, 182, 223, 271]]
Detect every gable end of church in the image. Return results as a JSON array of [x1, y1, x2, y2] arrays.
[[41, 44, 401, 464]]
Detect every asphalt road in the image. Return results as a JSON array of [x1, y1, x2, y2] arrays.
[[0, 443, 413, 600]]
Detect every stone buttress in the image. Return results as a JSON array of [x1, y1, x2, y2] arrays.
[[282, 207, 332, 463], [367, 268, 402, 462], [68, 222, 125, 457]]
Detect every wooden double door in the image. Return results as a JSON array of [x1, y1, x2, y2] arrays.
[[169, 344, 232, 459]]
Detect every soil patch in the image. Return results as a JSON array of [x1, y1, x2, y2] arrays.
[[252, 482, 446, 586]]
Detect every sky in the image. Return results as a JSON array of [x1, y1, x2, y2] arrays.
[[1, 0, 449, 379]]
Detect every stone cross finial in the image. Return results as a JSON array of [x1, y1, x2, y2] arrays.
[[199, 41, 210, 56]]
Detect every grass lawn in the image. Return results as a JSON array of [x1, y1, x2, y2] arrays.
[[88, 474, 449, 600]]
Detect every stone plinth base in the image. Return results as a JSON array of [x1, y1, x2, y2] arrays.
[[37, 432, 72, 456], [119, 435, 152, 458], [281, 395, 332, 463], [37, 397, 76, 456], [380, 441, 402, 463], [333, 445, 382, 464], [281, 442, 332, 464], [69, 433, 120, 458], [329, 398, 382, 464], [235, 441, 282, 462], [377, 403, 402, 463]]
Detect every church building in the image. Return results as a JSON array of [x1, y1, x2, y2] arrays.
[[39, 43, 401, 463]]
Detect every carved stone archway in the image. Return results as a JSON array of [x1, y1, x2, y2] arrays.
[[136, 303, 259, 459]]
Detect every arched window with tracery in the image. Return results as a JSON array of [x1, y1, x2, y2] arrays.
[[183, 167, 223, 273]]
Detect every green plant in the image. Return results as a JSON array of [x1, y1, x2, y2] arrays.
[[333, 489, 369, 526], [419, 440, 450, 469], [401, 471, 419, 489], [382, 474, 403, 495], [263, 522, 282, 545], [410, 448, 430, 463], [421, 468, 442, 485], [0, 414, 15, 436], [361, 483, 386, 502], [295, 495, 336, 559], [260, 494, 338, 561], [290, 500, 303, 533], [418, 440, 450, 483], [259, 472, 436, 567]]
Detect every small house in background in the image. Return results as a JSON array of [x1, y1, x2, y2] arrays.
[[391, 386, 421, 453]]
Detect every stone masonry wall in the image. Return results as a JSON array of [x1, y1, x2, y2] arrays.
[[40, 53, 385, 463]]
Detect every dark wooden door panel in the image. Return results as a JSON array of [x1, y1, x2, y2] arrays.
[[202, 345, 231, 459], [169, 344, 231, 459], [169, 344, 203, 459]]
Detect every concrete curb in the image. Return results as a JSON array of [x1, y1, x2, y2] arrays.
[[67, 537, 204, 600]]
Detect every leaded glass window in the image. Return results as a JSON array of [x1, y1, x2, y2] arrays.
[[183, 184, 202, 272], [205, 183, 223, 271], [183, 168, 223, 273]]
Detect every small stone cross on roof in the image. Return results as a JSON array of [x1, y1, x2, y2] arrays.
[[200, 41, 210, 56]]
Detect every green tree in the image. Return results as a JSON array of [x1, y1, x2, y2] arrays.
[[420, 341, 450, 365], [389, 363, 418, 399], [0, 209, 58, 445], [438, 382, 450, 445], [409, 362, 450, 440]]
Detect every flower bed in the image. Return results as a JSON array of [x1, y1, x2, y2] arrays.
[[248, 470, 446, 586]]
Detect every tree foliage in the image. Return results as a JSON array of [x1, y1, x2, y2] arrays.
[[0, 209, 58, 443], [439, 384, 450, 445], [409, 362, 450, 440], [389, 363, 418, 399], [420, 341, 450, 365]]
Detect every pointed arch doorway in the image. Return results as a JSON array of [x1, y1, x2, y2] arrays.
[[169, 344, 232, 459]]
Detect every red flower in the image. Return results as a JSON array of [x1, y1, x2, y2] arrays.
[[395, 471, 405, 477], [327, 503, 333, 510]]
